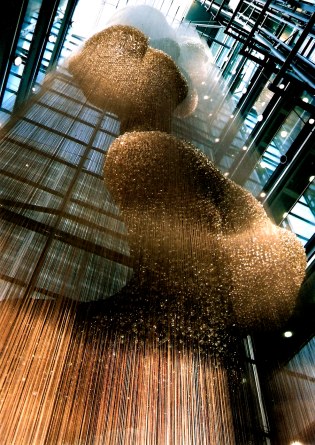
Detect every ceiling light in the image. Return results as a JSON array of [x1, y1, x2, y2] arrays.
[[308, 118, 314, 124], [279, 83, 285, 89], [242, 145, 248, 151], [215, 138, 220, 143], [203, 95, 209, 100], [283, 331, 293, 338], [14, 56, 22, 66], [260, 192, 266, 198], [302, 97, 309, 103], [309, 175, 314, 182], [257, 114, 264, 122], [280, 130, 287, 138]]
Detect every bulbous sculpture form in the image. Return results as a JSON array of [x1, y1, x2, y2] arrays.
[[69, 24, 306, 333], [68, 25, 188, 133], [104, 131, 306, 329]]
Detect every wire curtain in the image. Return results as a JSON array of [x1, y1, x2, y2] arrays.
[[0, 7, 307, 445], [0, 68, 238, 444]]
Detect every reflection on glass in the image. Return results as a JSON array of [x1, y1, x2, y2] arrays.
[[0, 0, 83, 121], [282, 180, 315, 246], [231, 59, 257, 101], [1, 1, 42, 112], [268, 336, 315, 442], [223, 53, 242, 83], [210, 27, 227, 60], [245, 106, 311, 196], [34, 1, 69, 85], [216, 78, 275, 174]]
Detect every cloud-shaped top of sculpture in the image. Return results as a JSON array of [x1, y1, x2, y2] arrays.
[[68, 25, 188, 133], [104, 131, 306, 331], [104, 5, 177, 42]]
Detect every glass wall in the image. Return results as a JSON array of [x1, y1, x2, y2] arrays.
[[245, 105, 311, 196], [0, 0, 81, 123], [2, 0, 44, 113], [282, 178, 315, 247]]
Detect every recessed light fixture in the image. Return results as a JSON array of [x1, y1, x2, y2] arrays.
[[260, 192, 266, 198], [280, 130, 288, 138], [308, 118, 314, 125], [257, 114, 264, 122], [302, 97, 309, 103], [14, 56, 22, 66], [242, 145, 248, 151], [283, 331, 293, 338], [215, 138, 220, 143]]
